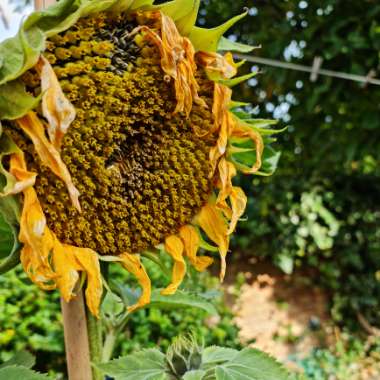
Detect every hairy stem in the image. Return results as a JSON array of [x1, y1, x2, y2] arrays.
[[87, 311, 103, 380]]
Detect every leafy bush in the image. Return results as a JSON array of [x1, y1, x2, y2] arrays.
[[0, 258, 241, 376]]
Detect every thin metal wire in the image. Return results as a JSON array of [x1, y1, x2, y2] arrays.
[[235, 53, 380, 86]]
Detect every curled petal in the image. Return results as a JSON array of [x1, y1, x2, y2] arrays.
[[228, 186, 247, 234], [231, 123, 264, 174], [1, 146, 37, 196], [197, 203, 229, 281], [13, 152, 102, 316], [196, 51, 238, 81], [216, 157, 236, 207], [54, 240, 103, 317], [119, 252, 151, 312], [16, 112, 81, 211], [208, 84, 236, 177], [179, 225, 213, 272], [134, 12, 205, 116], [36, 56, 76, 150], [161, 235, 186, 295]]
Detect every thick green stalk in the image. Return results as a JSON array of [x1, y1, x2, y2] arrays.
[[87, 311, 103, 380]]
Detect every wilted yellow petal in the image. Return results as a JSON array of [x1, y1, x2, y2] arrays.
[[161, 235, 186, 295], [179, 225, 213, 272], [16, 112, 81, 211], [119, 252, 151, 312], [231, 123, 264, 174], [228, 186, 247, 234], [36, 56, 76, 150], [1, 148, 37, 196], [11, 151, 102, 316], [208, 84, 236, 177], [134, 11, 205, 116], [54, 241, 102, 317], [197, 203, 229, 281], [196, 51, 237, 81], [11, 153, 56, 289], [216, 157, 236, 207]]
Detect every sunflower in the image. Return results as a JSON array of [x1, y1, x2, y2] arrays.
[[0, 0, 280, 317]]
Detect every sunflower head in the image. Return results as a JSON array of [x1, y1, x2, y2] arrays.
[[0, 0, 281, 316]]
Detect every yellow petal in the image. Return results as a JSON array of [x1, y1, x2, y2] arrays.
[[216, 157, 236, 207], [119, 252, 151, 312], [36, 56, 76, 150], [16, 112, 81, 211], [197, 203, 229, 281], [2, 149, 37, 196], [11, 153, 56, 288], [161, 235, 186, 295], [11, 151, 102, 316], [55, 241, 103, 317], [228, 186, 247, 234], [208, 84, 236, 177], [196, 51, 237, 81], [231, 123, 264, 174], [179, 225, 213, 272], [133, 12, 205, 116]]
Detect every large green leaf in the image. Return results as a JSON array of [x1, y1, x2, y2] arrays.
[[96, 349, 168, 380], [214, 348, 290, 380], [0, 366, 49, 380], [0, 351, 35, 370]]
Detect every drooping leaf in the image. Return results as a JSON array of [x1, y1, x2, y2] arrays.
[[0, 80, 41, 121], [214, 348, 290, 380], [0, 366, 49, 380], [218, 37, 256, 53], [148, 289, 218, 315], [0, 351, 35, 370], [95, 349, 168, 380]]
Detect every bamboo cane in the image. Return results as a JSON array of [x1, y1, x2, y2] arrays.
[[33, 2, 95, 379]]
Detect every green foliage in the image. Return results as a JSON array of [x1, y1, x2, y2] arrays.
[[200, 0, 380, 329], [97, 336, 291, 380], [296, 333, 380, 380], [108, 258, 242, 356], [0, 351, 49, 379]]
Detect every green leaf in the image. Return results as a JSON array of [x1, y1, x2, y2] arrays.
[[0, 366, 49, 380], [202, 347, 239, 368], [182, 370, 206, 380], [214, 348, 290, 380], [148, 289, 218, 315], [189, 12, 247, 52], [96, 349, 168, 380], [0, 352, 35, 370], [218, 37, 256, 53], [0, 80, 41, 120]]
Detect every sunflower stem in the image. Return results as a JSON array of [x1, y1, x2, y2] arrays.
[[87, 310, 103, 380], [102, 329, 117, 363]]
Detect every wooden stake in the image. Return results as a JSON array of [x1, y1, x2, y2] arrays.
[[32, 3, 94, 380], [61, 294, 93, 380]]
